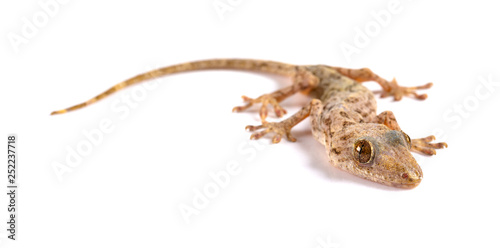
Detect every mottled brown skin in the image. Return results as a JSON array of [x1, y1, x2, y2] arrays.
[[51, 59, 447, 188]]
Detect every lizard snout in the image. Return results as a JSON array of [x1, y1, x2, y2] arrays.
[[398, 169, 422, 188]]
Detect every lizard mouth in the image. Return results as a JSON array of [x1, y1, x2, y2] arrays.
[[361, 172, 422, 189], [396, 180, 421, 189], [390, 175, 422, 189]]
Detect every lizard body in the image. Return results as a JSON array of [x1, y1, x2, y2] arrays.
[[51, 59, 447, 188]]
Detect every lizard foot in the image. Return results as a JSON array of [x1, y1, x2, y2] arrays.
[[411, 135, 448, 155], [232, 94, 287, 121], [245, 121, 296, 144], [381, 78, 433, 101]]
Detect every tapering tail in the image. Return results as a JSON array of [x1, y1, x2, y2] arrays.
[[50, 59, 298, 115]]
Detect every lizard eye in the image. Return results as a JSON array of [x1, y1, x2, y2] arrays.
[[353, 139, 374, 165]]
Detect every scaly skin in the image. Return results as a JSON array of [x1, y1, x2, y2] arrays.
[[51, 59, 447, 188]]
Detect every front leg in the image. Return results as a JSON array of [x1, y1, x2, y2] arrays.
[[331, 67, 432, 101], [375, 111, 447, 155], [375, 111, 401, 130], [246, 99, 322, 143], [411, 135, 448, 155], [232, 70, 318, 122]]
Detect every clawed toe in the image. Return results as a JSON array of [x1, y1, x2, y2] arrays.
[[245, 124, 262, 131], [250, 130, 269, 140]]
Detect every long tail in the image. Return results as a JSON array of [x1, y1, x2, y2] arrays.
[[50, 59, 298, 115]]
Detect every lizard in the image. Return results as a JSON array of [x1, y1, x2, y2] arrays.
[[51, 59, 447, 189]]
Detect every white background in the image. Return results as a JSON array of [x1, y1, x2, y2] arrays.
[[1, 1, 500, 247]]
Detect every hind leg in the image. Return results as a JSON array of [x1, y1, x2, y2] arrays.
[[232, 70, 318, 122], [330, 67, 432, 101]]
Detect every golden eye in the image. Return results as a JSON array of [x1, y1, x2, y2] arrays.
[[353, 139, 374, 165]]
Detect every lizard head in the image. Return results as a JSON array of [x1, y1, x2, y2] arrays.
[[329, 124, 422, 189]]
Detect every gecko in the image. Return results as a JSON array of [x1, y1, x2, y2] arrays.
[[51, 59, 447, 189]]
